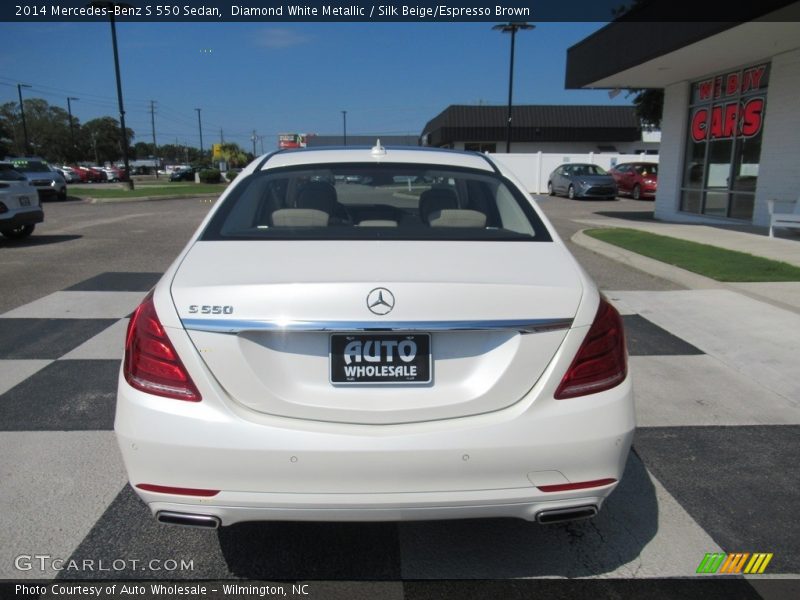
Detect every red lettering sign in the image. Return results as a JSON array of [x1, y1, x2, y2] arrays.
[[698, 80, 714, 101], [742, 66, 766, 92], [725, 73, 740, 96], [741, 97, 764, 137], [691, 108, 709, 142], [691, 97, 765, 142]]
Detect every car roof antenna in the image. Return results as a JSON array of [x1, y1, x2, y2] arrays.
[[371, 139, 386, 158]]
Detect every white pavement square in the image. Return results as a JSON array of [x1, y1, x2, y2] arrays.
[[0, 431, 127, 579], [0, 360, 52, 395], [0, 291, 144, 320], [631, 355, 800, 426], [612, 289, 800, 407], [61, 319, 129, 360]]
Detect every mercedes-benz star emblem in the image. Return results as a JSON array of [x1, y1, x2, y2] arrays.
[[366, 287, 395, 316]]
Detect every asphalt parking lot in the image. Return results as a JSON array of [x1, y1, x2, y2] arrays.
[[0, 194, 797, 595]]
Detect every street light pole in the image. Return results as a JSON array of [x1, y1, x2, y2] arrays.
[[195, 108, 204, 161], [17, 84, 31, 155], [492, 22, 534, 153], [108, 9, 134, 188], [67, 97, 78, 161], [342, 110, 347, 146]]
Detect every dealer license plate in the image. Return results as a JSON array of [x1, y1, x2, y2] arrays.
[[330, 333, 431, 384]]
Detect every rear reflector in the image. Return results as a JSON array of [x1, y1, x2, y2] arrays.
[[537, 478, 617, 493], [554, 296, 627, 399], [124, 291, 202, 402], [136, 483, 219, 497]]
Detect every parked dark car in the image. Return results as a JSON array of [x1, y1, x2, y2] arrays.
[[170, 168, 195, 182], [547, 163, 617, 200], [609, 162, 658, 200]]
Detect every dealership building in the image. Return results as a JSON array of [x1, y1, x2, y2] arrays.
[[566, 1, 800, 227], [421, 104, 659, 155]]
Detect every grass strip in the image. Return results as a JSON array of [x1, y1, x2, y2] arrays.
[[584, 227, 800, 282], [75, 184, 226, 199]]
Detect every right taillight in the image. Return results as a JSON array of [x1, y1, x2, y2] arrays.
[[554, 297, 627, 399], [124, 291, 201, 402]]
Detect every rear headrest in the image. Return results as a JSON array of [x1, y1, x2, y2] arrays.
[[271, 208, 330, 227], [419, 188, 458, 222], [428, 209, 487, 228], [296, 181, 337, 214]]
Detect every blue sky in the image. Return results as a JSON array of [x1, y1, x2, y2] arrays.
[[0, 21, 628, 150]]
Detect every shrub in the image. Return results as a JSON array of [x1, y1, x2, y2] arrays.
[[225, 170, 238, 182], [198, 168, 221, 184]]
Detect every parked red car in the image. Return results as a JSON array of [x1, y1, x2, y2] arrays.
[[609, 162, 658, 200]]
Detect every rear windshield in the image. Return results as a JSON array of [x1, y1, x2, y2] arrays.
[[202, 163, 551, 241], [0, 164, 26, 181], [634, 164, 658, 175], [567, 164, 608, 176]]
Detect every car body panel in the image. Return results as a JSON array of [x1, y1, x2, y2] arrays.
[[610, 162, 658, 199], [0, 162, 43, 234], [116, 146, 634, 524], [7, 158, 67, 200], [548, 163, 617, 199]]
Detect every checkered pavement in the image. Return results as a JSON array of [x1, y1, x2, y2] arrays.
[[0, 273, 797, 584]]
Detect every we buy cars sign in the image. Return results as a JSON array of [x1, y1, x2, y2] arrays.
[[690, 64, 768, 142]]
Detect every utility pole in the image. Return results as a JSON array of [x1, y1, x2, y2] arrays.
[[220, 128, 224, 144], [251, 130, 257, 156], [67, 96, 79, 162], [150, 100, 158, 178], [17, 84, 31, 155], [194, 108, 204, 162]]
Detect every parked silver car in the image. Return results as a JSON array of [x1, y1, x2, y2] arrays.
[[547, 163, 618, 200], [7, 158, 67, 201]]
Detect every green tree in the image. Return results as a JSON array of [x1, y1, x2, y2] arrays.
[[79, 117, 135, 164], [629, 89, 664, 128], [0, 98, 76, 161], [214, 143, 249, 167]]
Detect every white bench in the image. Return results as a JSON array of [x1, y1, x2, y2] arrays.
[[768, 199, 800, 237]]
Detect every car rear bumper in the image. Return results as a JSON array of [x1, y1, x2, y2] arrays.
[[1, 208, 44, 228], [116, 369, 635, 525], [577, 186, 617, 198]]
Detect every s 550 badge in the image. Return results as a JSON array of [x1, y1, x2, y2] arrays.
[[188, 305, 234, 315]]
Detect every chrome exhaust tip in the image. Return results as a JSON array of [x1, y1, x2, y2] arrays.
[[536, 505, 598, 524], [156, 511, 220, 529]]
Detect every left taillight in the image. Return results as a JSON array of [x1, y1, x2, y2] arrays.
[[124, 291, 201, 402]]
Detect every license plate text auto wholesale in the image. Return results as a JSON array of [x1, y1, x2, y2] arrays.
[[330, 333, 431, 384]]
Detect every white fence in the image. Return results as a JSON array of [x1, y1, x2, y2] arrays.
[[489, 152, 660, 195]]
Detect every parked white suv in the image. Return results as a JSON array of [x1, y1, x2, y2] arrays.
[[0, 162, 43, 239]]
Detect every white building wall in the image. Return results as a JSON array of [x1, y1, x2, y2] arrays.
[[452, 141, 659, 154], [490, 152, 658, 194], [752, 48, 800, 227], [653, 81, 691, 222]]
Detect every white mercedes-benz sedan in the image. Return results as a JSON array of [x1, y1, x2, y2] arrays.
[[115, 144, 634, 529]]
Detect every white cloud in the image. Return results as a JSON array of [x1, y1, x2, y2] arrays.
[[253, 28, 312, 49]]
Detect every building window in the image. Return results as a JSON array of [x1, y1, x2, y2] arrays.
[[464, 142, 497, 153], [680, 63, 769, 220]]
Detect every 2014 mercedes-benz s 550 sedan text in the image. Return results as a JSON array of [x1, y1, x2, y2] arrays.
[[115, 144, 635, 529]]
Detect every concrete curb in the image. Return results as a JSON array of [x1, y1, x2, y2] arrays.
[[572, 229, 800, 315], [82, 192, 221, 204], [572, 229, 723, 290]]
